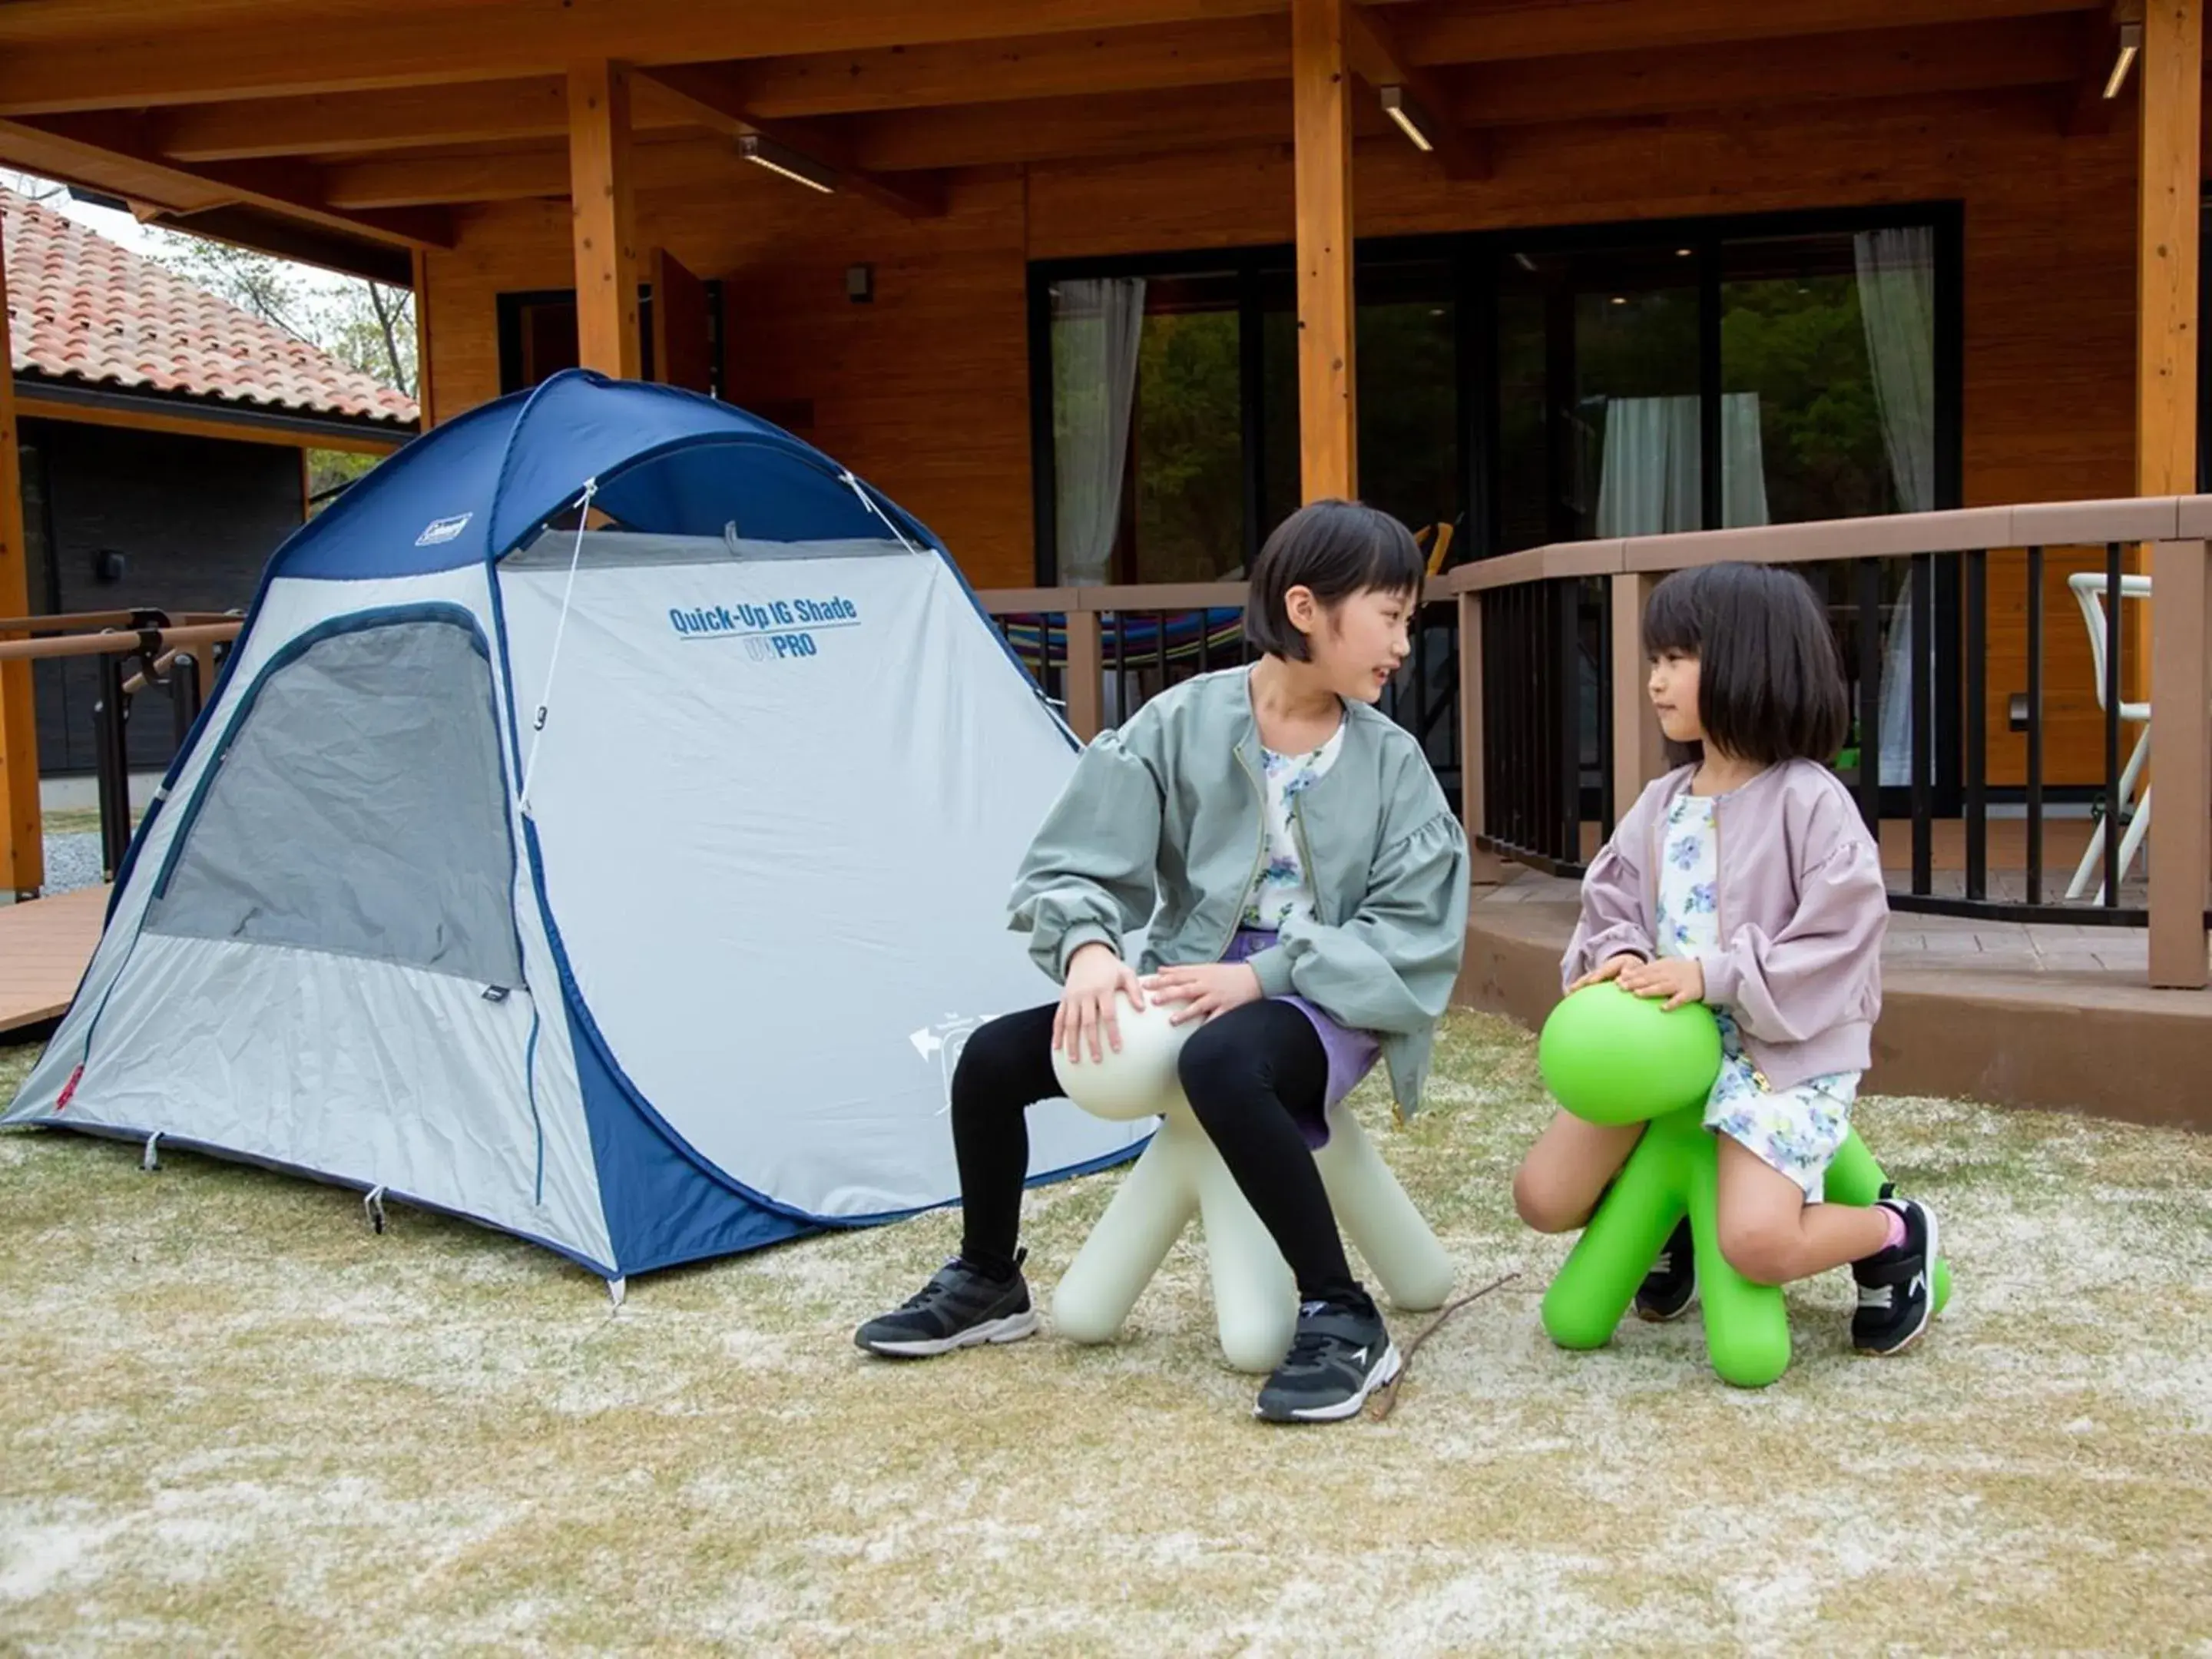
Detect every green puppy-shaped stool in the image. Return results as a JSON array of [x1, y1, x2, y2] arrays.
[[1535, 984, 1952, 1387]]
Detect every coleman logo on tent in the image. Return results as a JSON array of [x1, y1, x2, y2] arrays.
[[415, 512, 473, 546]]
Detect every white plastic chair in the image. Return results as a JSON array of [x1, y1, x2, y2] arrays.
[[2064, 571, 2154, 903]]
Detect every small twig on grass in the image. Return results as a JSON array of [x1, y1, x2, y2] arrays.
[[1366, 1271, 1520, 1422]]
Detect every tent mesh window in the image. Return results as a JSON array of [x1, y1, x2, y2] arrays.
[[145, 616, 525, 988]]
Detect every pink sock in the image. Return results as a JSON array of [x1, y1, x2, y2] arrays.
[[1877, 1205, 1907, 1253]]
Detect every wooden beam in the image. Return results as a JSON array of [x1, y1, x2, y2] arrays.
[[568, 61, 641, 380], [1610, 572, 1665, 813], [206, 19, 2093, 195], [2064, 0, 2147, 135], [2137, 0, 2199, 704], [845, 85, 1354, 174], [136, 201, 415, 285], [2147, 537, 2210, 986], [15, 394, 408, 455], [2137, 0, 2200, 497], [0, 220, 44, 900], [1293, 0, 1357, 503], [161, 80, 575, 162], [637, 65, 945, 218], [0, 0, 1290, 114], [1396, 0, 2098, 68], [154, 75, 701, 163], [1345, 2, 1490, 180], [727, 15, 1290, 119], [2, 111, 452, 247], [1452, 16, 2082, 129], [320, 136, 743, 210], [411, 247, 436, 430]]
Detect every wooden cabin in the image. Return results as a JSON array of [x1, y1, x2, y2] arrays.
[[0, 0, 2204, 953], [2, 184, 414, 773]]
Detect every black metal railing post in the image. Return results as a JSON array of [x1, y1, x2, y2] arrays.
[[2102, 541, 2124, 908], [91, 649, 131, 882], [1854, 558, 1884, 839], [1910, 552, 1935, 897], [2025, 545, 2045, 906], [1963, 549, 1987, 902]]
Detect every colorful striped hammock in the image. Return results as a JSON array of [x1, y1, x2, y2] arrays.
[[996, 607, 1247, 672]]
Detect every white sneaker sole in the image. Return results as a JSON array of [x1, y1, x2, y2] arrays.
[[860, 1308, 1040, 1359], [1859, 1205, 1941, 1357], [1258, 1340, 1404, 1425]]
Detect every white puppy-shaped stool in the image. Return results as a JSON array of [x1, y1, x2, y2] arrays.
[[1051, 996, 1455, 1372]]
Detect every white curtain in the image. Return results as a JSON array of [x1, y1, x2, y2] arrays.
[[1720, 392, 1771, 529], [1856, 227, 1937, 786], [1595, 392, 1769, 538], [1051, 277, 1146, 586]]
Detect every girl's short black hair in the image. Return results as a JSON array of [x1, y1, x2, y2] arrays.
[[1642, 561, 1849, 768], [1245, 498, 1425, 661]]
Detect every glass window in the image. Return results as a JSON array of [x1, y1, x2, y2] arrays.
[[1258, 260, 1461, 566], [1049, 272, 1244, 586], [1036, 211, 1949, 575], [1130, 273, 1246, 584], [1495, 243, 1702, 549], [1722, 230, 1932, 524], [1356, 260, 1460, 564]]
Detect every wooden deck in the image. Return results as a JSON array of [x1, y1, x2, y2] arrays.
[[0, 886, 107, 1035], [1462, 872, 2212, 1131], [7, 869, 2207, 1127]]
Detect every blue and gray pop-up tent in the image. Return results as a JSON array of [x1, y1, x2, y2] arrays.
[[5, 370, 1146, 1288]]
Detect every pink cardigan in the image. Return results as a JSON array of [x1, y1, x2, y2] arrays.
[[1562, 760, 1888, 1092]]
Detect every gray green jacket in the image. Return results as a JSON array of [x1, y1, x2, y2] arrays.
[[1008, 668, 1471, 1112]]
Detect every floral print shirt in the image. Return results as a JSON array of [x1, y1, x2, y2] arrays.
[[1657, 790, 1859, 1197], [1240, 724, 1346, 930]]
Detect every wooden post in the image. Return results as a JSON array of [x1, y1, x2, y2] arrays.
[[2134, 0, 2200, 690], [0, 215, 43, 901], [1293, 0, 1356, 502], [1610, 571, 1664, 818], [1458, 589, 1507, 883], [568, 61, 641, 379], [410, 248, 437, 429], [1064, 607, 1104, 742], [2148, 538, 2210, 987]]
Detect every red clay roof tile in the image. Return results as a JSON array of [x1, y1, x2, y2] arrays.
[[3, 185, 417, 426]]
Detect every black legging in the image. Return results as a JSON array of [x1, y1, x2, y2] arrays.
[[951, 999, 1368, 1310]]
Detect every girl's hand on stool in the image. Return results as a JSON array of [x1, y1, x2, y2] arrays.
[[1144, 962, 1264, 1027], [1058, 943, 1145, 1063], [1616, 956, 1704, 1010]]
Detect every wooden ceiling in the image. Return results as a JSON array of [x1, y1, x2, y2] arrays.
[[0, 0, 2155, 277]]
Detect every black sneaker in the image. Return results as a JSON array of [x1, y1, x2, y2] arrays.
[[1253, 1297, 1400, 1424], [1634, 1217, 1698, 1323], [854, 1253, 1039, 1359], [1852, 1197, 1940, 1356]]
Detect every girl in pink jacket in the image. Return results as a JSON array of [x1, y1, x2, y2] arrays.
[[1515, 561, 1939, 1356]]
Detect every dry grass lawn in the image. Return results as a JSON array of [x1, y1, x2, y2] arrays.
[[4, 1012, 2210, 1655]]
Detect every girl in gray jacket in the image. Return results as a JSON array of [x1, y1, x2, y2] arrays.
[[1517, 562, 1940, 1357], [856, 501, 1471, 1423]]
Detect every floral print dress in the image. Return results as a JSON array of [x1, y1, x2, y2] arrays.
[[1226, 722, 1379, 1146], [1657, 791, 1858, 1203]]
